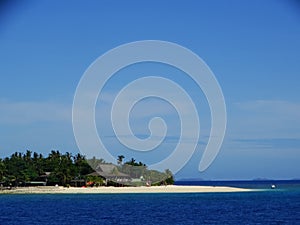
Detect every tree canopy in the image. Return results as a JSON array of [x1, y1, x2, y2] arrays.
[[0, 150, 93, 187], [0, 150, 174, 187]]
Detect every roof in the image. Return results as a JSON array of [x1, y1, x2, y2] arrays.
[[88, 164, 131, 178], [70, 179, 85, 182], [40, 172, 51, 177]]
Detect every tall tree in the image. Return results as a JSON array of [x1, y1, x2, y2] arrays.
[[117, 155, 125, 165], [0, 159, 6, 181]]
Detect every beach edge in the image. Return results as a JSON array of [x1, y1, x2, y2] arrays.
[[0, 185, 255, 194]]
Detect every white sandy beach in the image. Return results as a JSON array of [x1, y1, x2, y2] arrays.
[[0, 185, 253, 194]]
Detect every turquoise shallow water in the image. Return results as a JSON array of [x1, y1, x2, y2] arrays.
[[1, 182, 300, 224]]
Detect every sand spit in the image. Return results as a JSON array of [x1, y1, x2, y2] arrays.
[[0, 185, 253, 194]]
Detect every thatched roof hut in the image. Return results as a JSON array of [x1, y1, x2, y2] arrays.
[[88, 164, 131, 184]]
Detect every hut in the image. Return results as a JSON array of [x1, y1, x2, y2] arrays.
[[88, 164, 131, 186], [70, 178, 86, 187]]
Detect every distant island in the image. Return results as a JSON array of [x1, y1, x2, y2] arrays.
[[0, 150, 174, 189]]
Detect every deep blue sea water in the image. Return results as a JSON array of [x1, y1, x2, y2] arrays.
[[175, 180, 300, 191], [1, 181, 300, 225]]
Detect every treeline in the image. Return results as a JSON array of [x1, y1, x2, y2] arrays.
[[0, 150, 93, 186], [0, 150, 174, 187]]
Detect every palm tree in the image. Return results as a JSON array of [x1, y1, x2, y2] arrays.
[[0, 159, 6, 181], [164, 169, 174, 185], [117, 155, 125, 165], [24, 150, 32, 162], [129, 158, 136, 166]]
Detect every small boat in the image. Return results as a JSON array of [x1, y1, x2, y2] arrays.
[[271, 184, 276, 189]]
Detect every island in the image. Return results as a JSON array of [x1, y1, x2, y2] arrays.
[[0, 150, 252, 194]]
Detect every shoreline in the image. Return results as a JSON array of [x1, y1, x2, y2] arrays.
[[0, 185, 255, 194]]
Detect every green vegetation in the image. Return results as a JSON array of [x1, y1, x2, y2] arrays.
[[0, 151, 174, 187], [117, 156, 174, 186], [0, 150, 93, 187]]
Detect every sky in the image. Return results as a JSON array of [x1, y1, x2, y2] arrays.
[[0, 0, 300, 180]]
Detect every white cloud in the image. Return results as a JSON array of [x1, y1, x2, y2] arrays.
[[235, 100, 300, 119], [230, 100, 300, 139], [0, 99, 71, 124], [97, 88, 205, 139]]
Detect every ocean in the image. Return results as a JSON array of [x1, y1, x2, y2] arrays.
[[1, 180, 300, 224]]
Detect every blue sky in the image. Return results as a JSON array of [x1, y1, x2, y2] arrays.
[[0, 0, 300, 180]]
